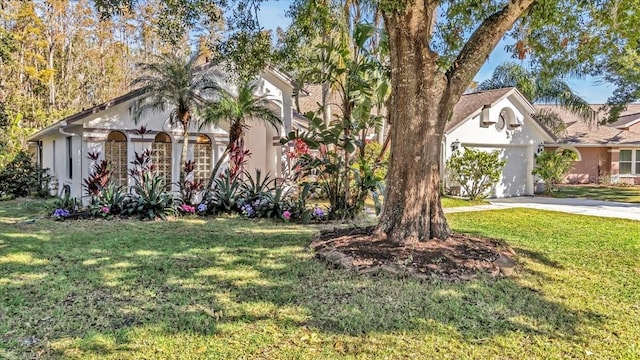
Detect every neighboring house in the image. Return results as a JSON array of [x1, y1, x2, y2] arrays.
[[443, 88, 555, 197], [536, 104, 640, 185], [27, 68, 295, 201], [297, 86, 555, 198]]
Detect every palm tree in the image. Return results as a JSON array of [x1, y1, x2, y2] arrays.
[[131, 52, 221, 182], [477, 62, 595, 135], [201, 81, 282, 188]]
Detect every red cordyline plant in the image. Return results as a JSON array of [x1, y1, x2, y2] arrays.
[[180, 160, 204, 205], [128, 149, 158, 185], [83, 152, 110, 197], [228, 141, 251, 179]]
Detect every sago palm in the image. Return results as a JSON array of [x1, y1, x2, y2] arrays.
[[202, 81, 282, 187], [477, 62, 595, 135], [131, 52, 221, 182]]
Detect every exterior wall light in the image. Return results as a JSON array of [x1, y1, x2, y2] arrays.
[[451, 139, 461, 152]]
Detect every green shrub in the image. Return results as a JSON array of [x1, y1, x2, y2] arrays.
[[532, 149, 578, 195], [0, 151, 51, 199], [283, 113, 385, 220], [126, 172, 175, 220], [446, 147, 505, 200]]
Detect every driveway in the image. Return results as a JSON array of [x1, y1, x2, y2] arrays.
[[488, 197, 640, 221]]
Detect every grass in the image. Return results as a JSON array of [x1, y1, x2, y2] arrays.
[[313, 196, 488, 210], [440, 196, 489, 208], [1, 199, 639, 358], [554, 184, 640, 203]]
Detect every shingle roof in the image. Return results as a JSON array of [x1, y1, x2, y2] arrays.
[[296, 85, 519, 133], [535, 104, 640, 145], [610, 111, 640, 129], [446, 87, 515, 131], [296, 84, 343, 119]]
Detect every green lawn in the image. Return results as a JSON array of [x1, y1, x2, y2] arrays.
[[440, 196, 489, 208], [554, 185, 640, 203], [1, 200, 638, 359]]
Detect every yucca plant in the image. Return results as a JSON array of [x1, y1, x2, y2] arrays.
[[96, 181, 128, 215], [203, 169, 243, 215], [127, 172, 175, 220]]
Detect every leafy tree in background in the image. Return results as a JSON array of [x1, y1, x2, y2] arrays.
[[131, 52, 222, 182]]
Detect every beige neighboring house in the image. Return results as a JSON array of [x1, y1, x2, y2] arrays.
[[297, 85, 555, 198], [27, 68, 295, 202], [536, 104, 640, 185]]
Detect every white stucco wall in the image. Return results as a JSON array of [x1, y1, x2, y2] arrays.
[[34, 69, 293, 202], [443, 94, 552, 197]]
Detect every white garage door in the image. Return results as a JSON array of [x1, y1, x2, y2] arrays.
[[472, 146, 529, 198]]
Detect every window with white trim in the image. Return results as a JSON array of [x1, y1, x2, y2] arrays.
[[105, 131, 128, 186], [193, 135, 212, 184], [619, 149, 640, 175], [152, 133, 172, 186]]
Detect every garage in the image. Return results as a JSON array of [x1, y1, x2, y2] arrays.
[[443, 87, 555, 198], [474, 146, 530, 198]]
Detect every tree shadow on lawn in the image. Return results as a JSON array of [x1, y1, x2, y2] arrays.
[[0, 218, 603, 357]]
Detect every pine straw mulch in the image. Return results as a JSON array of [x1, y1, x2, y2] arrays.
[[310, 226, 517, 282]]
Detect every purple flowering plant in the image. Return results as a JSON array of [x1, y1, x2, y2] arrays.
[[53, 208, 70, 219], [313, 207, 325, 219], [241, 204, 255, 217]]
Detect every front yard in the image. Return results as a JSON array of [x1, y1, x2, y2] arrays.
[[0, 199, 638, 358], [555, 184, 640, 203]]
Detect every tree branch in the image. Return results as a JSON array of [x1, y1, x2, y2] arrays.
[[446, 0, 536, 96]]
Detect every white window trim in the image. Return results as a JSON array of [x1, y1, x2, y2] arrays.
[[618, 149, 640, 176]]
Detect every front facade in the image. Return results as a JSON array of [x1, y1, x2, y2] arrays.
[[28, 68, 295, 201], [537, 104, 640, 185], [442, 88, 555, 197]]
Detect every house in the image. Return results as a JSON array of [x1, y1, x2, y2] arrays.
[[443, 88, 555, 197], [27, 68, 295, 201], [536, 104, 640, 185], [296, 86, 555, 198]]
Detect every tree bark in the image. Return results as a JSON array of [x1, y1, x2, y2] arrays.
[[376, 0, 535, 244]]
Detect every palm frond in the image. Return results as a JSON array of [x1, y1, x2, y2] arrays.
[[533, 108, 568, 137], [536, 79, 596, 124]]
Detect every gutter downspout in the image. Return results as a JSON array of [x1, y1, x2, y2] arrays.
[[58, 121, 76, 137]]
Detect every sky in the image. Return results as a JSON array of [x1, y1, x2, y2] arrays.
[[255, 1, 616, 104]]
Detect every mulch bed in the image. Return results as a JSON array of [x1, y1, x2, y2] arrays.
[[310, 226, 517, 282]]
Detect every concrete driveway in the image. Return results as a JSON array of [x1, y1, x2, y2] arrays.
[[444, 197, 640, 221], [488, 197, 640, 221]]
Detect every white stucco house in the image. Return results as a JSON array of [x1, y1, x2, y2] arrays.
[[27, 67, 294, 202], [442, 87, 556, 197]]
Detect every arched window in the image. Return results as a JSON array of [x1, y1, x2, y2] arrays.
[[105, 131, 128, 186], [152, 132, 172, 186], [193, 134, 212, 184]]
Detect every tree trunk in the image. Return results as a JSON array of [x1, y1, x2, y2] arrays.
[[376, 0, 535, 244], [376, 3, 454, 244], [180, 114, 190, 184]]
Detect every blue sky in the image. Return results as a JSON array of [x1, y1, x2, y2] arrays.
[[256, 2, 615, 104]]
